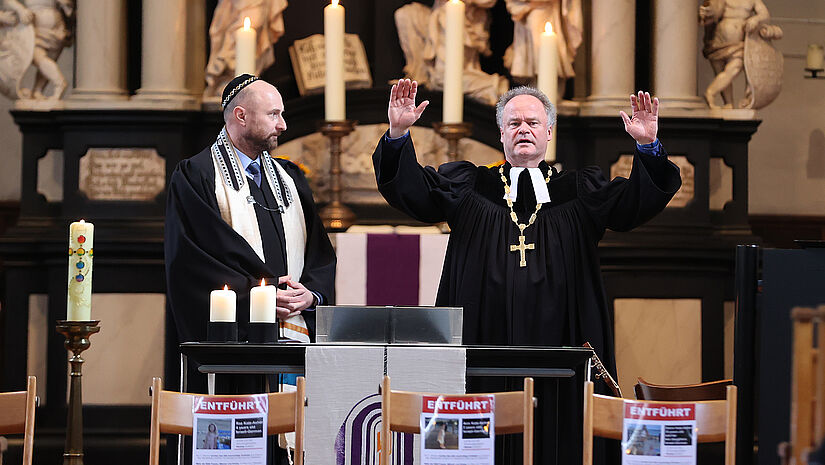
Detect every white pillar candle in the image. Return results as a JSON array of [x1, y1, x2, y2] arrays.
[[235, 16, 256, 76], [442, 0, 465, 123], [210, 285, 236, 322], [537, 21, 558, 163], [250, 279, 278, 323], [807, 44, 824, 70], [67, 220, 94, 321], [324, 0, 346, 121]]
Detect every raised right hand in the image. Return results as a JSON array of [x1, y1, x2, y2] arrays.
[[388, 79, 429, 139]]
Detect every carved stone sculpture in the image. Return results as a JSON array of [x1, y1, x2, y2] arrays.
[[503, 0, 583, 99], [204, 0, 288, 99], [0, 0, 73, 101], [700, 0, 783, 109], [394, 0, 508, 106]]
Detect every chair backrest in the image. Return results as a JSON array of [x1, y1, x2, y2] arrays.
[[583, 380, 737, 465], [148, 377, 305, 465], [634, 377, 732, 401], [788, 306, 825, 465], [380, 375, 534, 465], [0, 376, 37, 465]]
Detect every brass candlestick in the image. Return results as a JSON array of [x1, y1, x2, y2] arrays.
[[433, 122, 472, 162], [56, 320, 100, 465], [319, 120, 357, 232]]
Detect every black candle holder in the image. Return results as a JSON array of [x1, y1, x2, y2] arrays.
[[207, 321, 238, 342], [247, 322, 278, 343]]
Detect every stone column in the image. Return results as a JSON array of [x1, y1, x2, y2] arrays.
[[133, 0, 197, 108], [582, 0, 635, 115], [67, 0, 128, 106], [652, 0, 705, 111], [185, 0, 207, 98]]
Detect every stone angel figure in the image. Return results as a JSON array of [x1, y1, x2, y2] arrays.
[[0, 0, 74, 101], [394, 0, 508, 106], [204, 0, 288, 99], [700, 0, 783, 109]]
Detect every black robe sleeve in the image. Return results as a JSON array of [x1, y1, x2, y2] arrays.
[[578, 148, 682, 233], [372, 134, 477, 224]]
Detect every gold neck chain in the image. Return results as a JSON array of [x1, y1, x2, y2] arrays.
[[499, 165, 551, 267]]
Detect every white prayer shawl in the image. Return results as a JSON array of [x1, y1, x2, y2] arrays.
[[211, 128, 310, 342]]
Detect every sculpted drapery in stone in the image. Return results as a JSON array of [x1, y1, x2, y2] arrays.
[[700, 0, 783, 109], [204, 0, 288, 98], [0, 0, 73, 101], [394, 0, 508, 106], [504, 0, 583, 98]]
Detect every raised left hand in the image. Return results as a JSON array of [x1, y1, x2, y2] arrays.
[[620, 91, 659, 145], [276, 275, 315, 319]]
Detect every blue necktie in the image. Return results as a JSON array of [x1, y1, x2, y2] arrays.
[[247, 161, 261, 188]]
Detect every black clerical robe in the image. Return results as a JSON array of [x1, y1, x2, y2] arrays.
[[165, 147, 336, 345], [373, 134, 681, 464]]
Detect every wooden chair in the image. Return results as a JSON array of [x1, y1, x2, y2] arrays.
[[785, 306, 825, 465], [0, 376, 37, 465], [148, 376, 306, 465], [380, 375, 534, 465], [583, 380, 737, 465], [634, 377, 732, 402]]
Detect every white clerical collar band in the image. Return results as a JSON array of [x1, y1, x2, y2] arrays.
[[505, 167, 552, 204], [221, 76, 260, 109]]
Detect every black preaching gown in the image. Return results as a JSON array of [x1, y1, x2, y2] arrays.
[[165, 147, 336, 464], [373, 135, 681, 465]]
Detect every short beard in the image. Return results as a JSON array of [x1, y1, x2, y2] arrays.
[[242, 132, 278, 156]]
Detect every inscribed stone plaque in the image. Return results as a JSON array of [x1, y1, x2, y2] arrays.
[[610, 154, 694, 208], [78, 148, 165, 201], [289, 33, 372, 96]]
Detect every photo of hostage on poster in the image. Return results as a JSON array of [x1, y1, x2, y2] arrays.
[[622, 402, 697, 465], [420, 395, 495, 465], [192, 395, 268, 465]]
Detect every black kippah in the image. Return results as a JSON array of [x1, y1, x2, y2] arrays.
[[221, 74, 260, 109]]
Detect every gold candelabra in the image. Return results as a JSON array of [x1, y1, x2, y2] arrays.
[[55, 320, 100, 465], [433, 122, 472, 162], [319, 120, 357, 232]]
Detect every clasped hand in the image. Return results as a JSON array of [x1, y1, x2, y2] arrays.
[[276, 275, 314, 319]]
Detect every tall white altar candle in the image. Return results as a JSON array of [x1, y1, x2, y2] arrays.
[[250, 279, 278, 323], [235, 17, 256, 76], [807, 44, 824, 70], [442, 0, 464, 123], [67, 220, 94, 321], [324, 0, 346, 121], [210, 285, 236, 322], [538, 22, 558, 162]]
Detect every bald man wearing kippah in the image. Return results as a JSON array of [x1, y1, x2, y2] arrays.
[[165, 74, 336, 348]]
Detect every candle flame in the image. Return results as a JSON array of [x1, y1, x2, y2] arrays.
[[79, 219, 85, 223], [243, 17, 251, 30], [450, 0, 460, 3], [223, 284, 229, 291], [260, 278, 266, 287], [332, 0, 338, 5], [544, 22, 554, 34]]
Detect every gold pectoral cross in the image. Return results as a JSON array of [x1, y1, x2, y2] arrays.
[[510, 234, 535, 267]]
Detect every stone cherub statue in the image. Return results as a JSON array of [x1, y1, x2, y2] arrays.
[[394, 0, 508, 106], [700, 0, 783, 109], [204, 0, 288, 99], [0, 0, 73, 101], [503, 0, 584, 101]]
